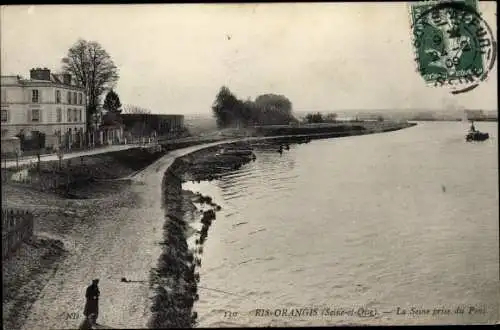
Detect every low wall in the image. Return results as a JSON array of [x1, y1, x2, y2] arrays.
[[2, 209, 34, 260], [148, 161, 198, 328]]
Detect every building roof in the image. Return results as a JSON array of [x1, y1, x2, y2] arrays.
[[51, 74, 63, 84], [1, 73, 84, 90]]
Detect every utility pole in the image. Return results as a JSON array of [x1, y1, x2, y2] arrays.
[[57, 144, 64, 170], [15, 149, 20, 171]]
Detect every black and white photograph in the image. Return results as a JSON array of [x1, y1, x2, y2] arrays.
[[1, 2, 498, 329]]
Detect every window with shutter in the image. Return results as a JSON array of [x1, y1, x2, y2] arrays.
[[32, 90, 39, 103]]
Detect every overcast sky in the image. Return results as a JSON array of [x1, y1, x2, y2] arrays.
[[1, 3, 497, 115]]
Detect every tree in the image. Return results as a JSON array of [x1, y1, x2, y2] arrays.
[[211, 86, 240, 128], [211, 87, 298, 128], [254, 94, 293, 115], [305, 112, 324, 123], [62, 39, 119, 131], [103, 90, 122, 113]]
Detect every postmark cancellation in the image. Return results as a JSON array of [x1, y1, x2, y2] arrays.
[[409, 0, 497, 94]]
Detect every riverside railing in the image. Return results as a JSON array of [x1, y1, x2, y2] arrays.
[[2, 209, 35, 260]]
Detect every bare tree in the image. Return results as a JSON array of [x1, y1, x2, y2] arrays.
[[122, 104, 152, 114], [62, 39, 119, 131]]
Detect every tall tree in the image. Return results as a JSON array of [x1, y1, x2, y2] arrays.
[[211, 86, 240, 128], [62, 39, 119, 131], [211, 87, 298, 128], [103, 90, 122, 113]]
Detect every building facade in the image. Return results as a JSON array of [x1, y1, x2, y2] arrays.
[[1, 68, 87, 151]]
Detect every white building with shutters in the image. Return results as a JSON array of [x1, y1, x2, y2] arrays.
[[1, 67, 87, 150]]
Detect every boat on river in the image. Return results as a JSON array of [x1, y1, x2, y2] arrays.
[[466, 130, 489, 142], [465, 121, 489, 142]]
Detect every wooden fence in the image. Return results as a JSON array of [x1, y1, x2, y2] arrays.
[[2, 209, 34, 260]]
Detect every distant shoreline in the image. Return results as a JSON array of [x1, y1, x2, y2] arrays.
[[408, 118, 497, 122]]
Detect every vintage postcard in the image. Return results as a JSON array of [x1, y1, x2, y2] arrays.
[[1, 2, 497, 329]]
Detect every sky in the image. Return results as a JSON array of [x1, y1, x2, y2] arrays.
[[1, 3, 497, 115]]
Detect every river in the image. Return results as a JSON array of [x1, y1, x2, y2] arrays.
[[184, 121, 499, 326]]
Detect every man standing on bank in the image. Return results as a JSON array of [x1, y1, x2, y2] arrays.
[[83, 279, 100, 325]]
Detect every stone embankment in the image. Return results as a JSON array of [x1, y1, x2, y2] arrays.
[[148, 143, 254, 328]]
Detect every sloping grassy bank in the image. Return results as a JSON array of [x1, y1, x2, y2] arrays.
[[2, 147, 167, 197]]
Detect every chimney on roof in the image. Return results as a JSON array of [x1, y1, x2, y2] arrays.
[[62, 73, 72, 85], [30, 67, 51, 81]]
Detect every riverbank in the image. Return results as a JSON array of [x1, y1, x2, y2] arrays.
[[251, 121, 416, 137], [148, 144, 253, 328]]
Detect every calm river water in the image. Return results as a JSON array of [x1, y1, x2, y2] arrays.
[[184, 122, 499, 327]]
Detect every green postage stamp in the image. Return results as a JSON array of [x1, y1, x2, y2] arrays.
[[409, 0, 497, 94]]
